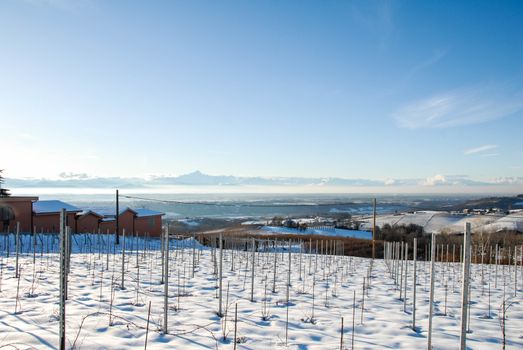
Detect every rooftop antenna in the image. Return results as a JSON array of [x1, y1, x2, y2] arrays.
[[372, 198, 376, 260]]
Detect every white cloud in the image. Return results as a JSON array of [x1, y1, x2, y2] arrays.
[[422, 174, 447, 186], [464, 144, 498, 155], [394, 85, 523, 129], [58, 172, 90, 180], [488, 177, 523, 185], [384, 178, 396, 185]]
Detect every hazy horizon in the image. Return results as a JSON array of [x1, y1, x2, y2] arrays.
[[3, 169, 522, 195]]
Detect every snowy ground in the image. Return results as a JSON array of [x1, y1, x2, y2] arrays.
[[359, 211, 523, 234], [0, 234, 522, 349], [261, 226, 372, 240]]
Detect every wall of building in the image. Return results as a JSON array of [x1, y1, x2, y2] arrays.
[[135, 215, 162, 236], [99, 220, 116, 234], [76, 214, 101, 233], [118, 210, 135, 236], [33, 212, 77, 233], [0, 197, 37, 233]]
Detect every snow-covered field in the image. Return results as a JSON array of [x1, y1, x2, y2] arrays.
[[0, 234, 522, 349], [261, 226, 372, 240], [359, 211, 523, 234]]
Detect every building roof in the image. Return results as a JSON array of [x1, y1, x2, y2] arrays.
[[121, 207, 138, 215], [81, 207, 163, 219], [33, 200, 82, 214], [78, 210, 104, 218], [134, 208, 165, 217], [0, 196, 39, 202], [87, 207, 137, 218]]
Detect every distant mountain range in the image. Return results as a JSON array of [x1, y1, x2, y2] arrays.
[[150, 171, 388, 187], [5, 170, 523, 189], [6, 171, 387, 188]]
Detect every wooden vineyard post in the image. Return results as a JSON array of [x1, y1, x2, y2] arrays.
[[495, 243, 499, 288], [218, 232, 223, 317], [404, 242, 408, 312], [250, 238, 255, 302], [287, 239, 292, 305], [234, 303, 238, 350], [106, 229, 110, 271], [520, 246, 523, 292], [361, 277, 365, 324], [15, 222, 20, 278], [460, 223, 471, 350], [285, 292, 290, 346], [514, 247, 518, 297], [115, 189, 120, 245], [351, 290, 356, 349], [163, 226, 169, 334], [135, 231, 139, 268], [272, 240, 277, 293], [121, 229, 126, 289], [66, 225, 71, 274], [192, 234, 196, 278], [145, 300, 152, 350], [59, 209, 67, 350], [32, 224, 36, 265], [412, 237, 417, 331], [372, 198, 376, 260], [298, 240, 303, 281], [160, 229, 164, 285], [428, 232, 436, 349], [340, 317, 344, 350], [399, 242, 405, 300]]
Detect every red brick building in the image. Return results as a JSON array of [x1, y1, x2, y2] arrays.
[[75, 210, 104, 233], [99, 217, 116, 234], [97, 208, 164, 237], [0, 196, 38, 233], [0, 196, 164, 236], [33, 200, 82, 233]]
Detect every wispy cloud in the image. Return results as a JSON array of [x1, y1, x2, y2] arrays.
[[350, 0, 396, 49], [407, 49, 448, 79], [464, 144, 498, 155], [394, 85, 523, 129], [380, 48, 449, 98]]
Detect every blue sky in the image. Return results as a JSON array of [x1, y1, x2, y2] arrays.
[[1, 0, 523, 192]]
